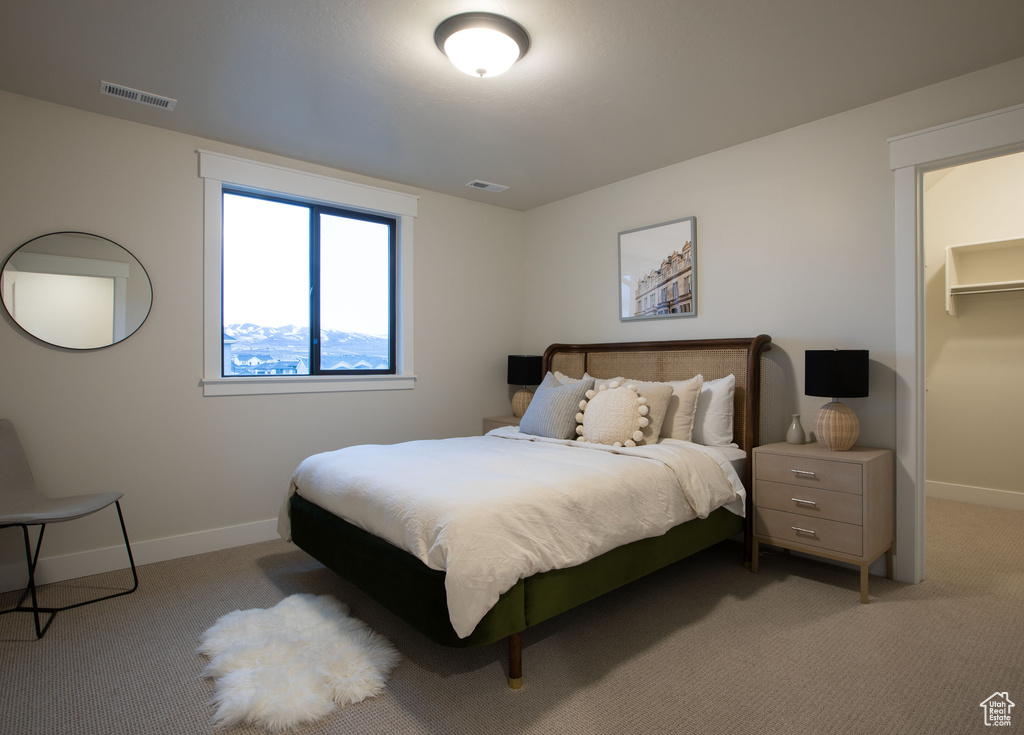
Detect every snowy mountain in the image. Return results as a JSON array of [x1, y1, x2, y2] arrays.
[[223, 324, 389, 372]]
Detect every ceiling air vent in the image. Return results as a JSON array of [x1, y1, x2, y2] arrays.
[[100, 81, 177, 111], [466, 180, 508, 193]]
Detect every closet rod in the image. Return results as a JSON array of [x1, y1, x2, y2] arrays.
[[952, 286, 1024, 296]]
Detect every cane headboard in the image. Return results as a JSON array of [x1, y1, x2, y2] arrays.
[[542, 336, 772, 457]]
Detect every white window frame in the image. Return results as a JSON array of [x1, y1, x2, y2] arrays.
[[198, 150, 417, 396]]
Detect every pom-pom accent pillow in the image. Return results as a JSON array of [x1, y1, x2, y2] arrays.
[[575, 381, 650, 447], [520, 372, 595, 440], [593, 378, 673, 444]]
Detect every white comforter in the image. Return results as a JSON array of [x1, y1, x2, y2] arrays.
[[278, 426, 745, 639]]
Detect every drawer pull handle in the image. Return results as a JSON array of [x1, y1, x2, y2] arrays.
[[791, 526, 818, 536], [790, 469, 817, 478], [791, 498, 817, 507]]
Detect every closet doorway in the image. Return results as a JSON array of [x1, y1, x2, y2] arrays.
[[923, 152, 1024, 512], [890, 102, 1024, 585]]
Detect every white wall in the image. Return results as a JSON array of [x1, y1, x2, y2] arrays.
[[5, 56, 1024, 590], [923, 152, 1024, 509], [0, 90, 525, 589], [522, 58, 1024, 454]]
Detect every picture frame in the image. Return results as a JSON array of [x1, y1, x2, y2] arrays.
[[618, 216, 697, 321]]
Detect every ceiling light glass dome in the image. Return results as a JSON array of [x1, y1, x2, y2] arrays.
[[435, 13, 530, 78]]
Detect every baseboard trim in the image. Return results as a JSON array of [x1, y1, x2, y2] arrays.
[[0, 518, 279, 594], [926, 480, 1024, 511]]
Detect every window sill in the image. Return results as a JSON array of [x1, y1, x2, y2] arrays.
[[201, 374, 417, 397]]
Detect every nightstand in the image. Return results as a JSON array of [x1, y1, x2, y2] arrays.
[[483, 415, 521, 434], [751, 442, 894, 603]]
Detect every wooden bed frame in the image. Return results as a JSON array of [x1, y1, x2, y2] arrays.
[[288, 335, 772, 687]]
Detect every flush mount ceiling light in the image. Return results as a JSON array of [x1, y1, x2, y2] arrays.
[[434, 12, 530, 78]]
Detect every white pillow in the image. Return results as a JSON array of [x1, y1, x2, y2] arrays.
[[658, 374, 704, 442], [553, 371, 592, 385], [575, 381, 649, 447], [594, 378, 673, 444], [691, 374, 736, 446]]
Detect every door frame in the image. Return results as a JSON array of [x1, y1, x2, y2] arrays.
[[889, 102, 1024, 583]]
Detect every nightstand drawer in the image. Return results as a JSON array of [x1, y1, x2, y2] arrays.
[[755, 480, 862, 524], [756, 507, 863, 556], [756, 453, 863, 494]]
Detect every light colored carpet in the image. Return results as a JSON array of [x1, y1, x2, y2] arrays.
[[1, 497, 1022, 734]]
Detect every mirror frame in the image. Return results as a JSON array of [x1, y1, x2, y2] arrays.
[[1, 231, 153, 350]]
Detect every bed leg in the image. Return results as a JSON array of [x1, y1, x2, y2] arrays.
[[508, 633, 523, 690]]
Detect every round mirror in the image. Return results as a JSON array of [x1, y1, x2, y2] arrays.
[[1, 232, 152, 350]]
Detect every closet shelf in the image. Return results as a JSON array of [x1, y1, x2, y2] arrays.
[[945, 236, 1024, 316]]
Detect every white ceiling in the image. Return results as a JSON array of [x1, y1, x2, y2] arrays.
[[2, 1, 1023, 211]]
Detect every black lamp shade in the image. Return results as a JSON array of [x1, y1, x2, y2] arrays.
[[507, 355, 542, 386], [805, 350, 869, 399]]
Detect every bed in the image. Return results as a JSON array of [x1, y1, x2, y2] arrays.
[[280, 336, 772, 687]]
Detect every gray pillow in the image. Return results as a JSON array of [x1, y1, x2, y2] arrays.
[[519, 372, 595, 440]]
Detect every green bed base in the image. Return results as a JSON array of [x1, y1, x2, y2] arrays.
[[289, 492, 744, 650]]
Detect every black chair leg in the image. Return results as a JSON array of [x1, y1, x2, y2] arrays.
[[1, 501, 139, 639], [21, 524, 54, 639]]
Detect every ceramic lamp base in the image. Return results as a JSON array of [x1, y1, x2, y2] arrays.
[[814, 401, 859, 451], [512, 388, 534, 418]]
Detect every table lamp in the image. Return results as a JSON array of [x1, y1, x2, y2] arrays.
[[805, 349, 869, 451], [507, 355, 542, 418]]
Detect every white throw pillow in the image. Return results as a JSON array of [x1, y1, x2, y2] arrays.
[[575, 381, 649, 447], [691, 374, 736, 446], [658, 374, 705, 442], [553, 371, 592, 385]]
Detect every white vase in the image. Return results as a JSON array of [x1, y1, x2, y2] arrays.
[[786, 414, 805, 444]]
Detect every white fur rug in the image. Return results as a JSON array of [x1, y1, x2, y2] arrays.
[[198, 594, 400, 732]]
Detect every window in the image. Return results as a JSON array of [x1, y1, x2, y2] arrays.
[[199, 151, 417, 396], [222, 191, 396, 377]]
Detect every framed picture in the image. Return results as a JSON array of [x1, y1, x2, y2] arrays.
[[618, 216, 696, 321]]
